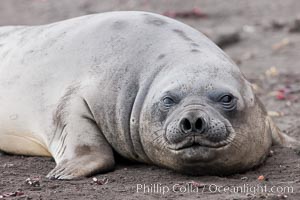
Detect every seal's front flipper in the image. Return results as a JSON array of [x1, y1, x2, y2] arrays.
[[47, 96, 115, 180], [47, 119, 115, 180], [46, 144, 114, 180], [267, 116, 300, 150]]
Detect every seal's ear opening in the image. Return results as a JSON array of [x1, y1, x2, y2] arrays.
[[267, 116, 300, 151]]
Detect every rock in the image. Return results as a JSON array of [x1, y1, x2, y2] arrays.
[[288, 17, 300, 33], [271, 19, 287, 30], [210, 28, 241, 49]]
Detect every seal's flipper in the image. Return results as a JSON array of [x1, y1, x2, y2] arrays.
[[47, 96, 115, 180], [46, 144, 114, 180], [267, 116, 300, 150]]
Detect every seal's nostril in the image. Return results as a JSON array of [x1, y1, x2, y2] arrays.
[[195, 118, 203, 131], [180, 118, 192, 133]]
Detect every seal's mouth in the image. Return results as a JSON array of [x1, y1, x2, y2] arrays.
[[168, 134, 233, 151], [165, 123, 236, 151]]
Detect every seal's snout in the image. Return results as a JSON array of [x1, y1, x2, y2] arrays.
[[165, 106, 234, 149], [179, 114, 206, 134]]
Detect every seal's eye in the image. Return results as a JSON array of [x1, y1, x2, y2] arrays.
[[219, 94, 236, 111], [163, 97, 175, 107], [220, 95, 233, 103]]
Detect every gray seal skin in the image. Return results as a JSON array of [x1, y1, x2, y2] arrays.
[[0, 11, 299, 179]]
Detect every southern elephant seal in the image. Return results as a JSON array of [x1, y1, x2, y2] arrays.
[[0, 11, 299, 179]]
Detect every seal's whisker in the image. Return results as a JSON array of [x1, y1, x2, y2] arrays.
[[159, 140, 169, 151], [151, 120, 164, 125], [224, 135, 241, 150], [229, 140, 241, 150], [231, 130, 247, 137], [225, 125, 241, 129], [152, 135, 164, 143], [234, 131, 248, 139], [153, 128, 164, 134]]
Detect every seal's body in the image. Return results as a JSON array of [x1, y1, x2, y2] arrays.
[[0, 12, 298, 179]]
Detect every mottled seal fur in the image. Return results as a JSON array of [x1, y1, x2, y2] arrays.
[[0, 11, 299, 179]]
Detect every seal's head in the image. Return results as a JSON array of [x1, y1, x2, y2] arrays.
[[139, 51, 272, 175]]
